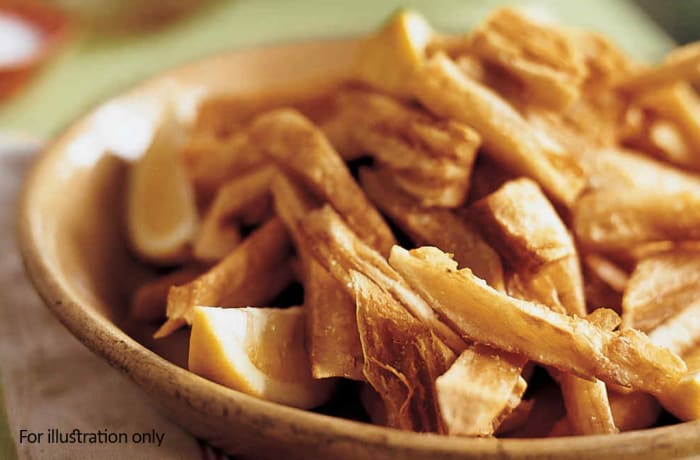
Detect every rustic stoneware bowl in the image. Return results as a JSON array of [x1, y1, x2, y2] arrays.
[[17, 39, 700, 459]]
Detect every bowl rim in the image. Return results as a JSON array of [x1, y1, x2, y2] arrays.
[[16, 37, 700, 458]]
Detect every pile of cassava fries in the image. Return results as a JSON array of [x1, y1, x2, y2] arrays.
[[127, 7, 700, 437]]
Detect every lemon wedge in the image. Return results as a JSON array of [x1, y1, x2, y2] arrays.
[[354, 9, 432, 97], [126, 108, 199, 264], [188, 306, 335, 409]]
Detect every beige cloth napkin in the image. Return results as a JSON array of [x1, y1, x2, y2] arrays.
[[0, 138, 218, 459]]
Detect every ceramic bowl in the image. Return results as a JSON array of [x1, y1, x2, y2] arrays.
[[17, 39, 700, 459]]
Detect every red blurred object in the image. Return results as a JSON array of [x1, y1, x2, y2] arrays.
[[0, 1, 69, 100]]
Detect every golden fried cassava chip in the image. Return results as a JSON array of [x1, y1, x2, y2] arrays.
[[436, 345, 527, 436], [181, 130, 266, 202], [514, 261, 618, 437], [554, 312, 620, 436], [583, 254, 628, 294], [683, 348, 700, 376], [352, 268, 528, 435], [577, 147, 700, 194], [558, 375, 617, 435], [572, 30, 636, 89], [467, 8, 587, 109], [469, 178, 573, 272], [506, 260, 574, 314], [521, 95, 621, 160], [389, 246, 686, 394], [587, 307, 622, 331], [451, 54, 526, 108], [431, 10, 611, 108], [131, 265, 208, 322], [193, 166, 276, 262], [192, 222, 240, 265], [410, 53, 586, 206], [622, 249, 700, 332], [648, 302, 700, 357], [249, 108, 396, 255], [351, 270, 454, 432], [529, 310, 618, 434], [271, 174, 364, 380], [193, 92, 290, 138], [305, 262, 364, 380], [156, 218, 294, 338], [360, 168, 504, 290], [573, 189, 700, 253], [641, 119, 696, 168], [469, 178, 585, 316], [617, 41, 700, 93], [300, 207, 534, 431], [270, 173, 320, 258], [625, 241, 700, 263], [492, 376, 529, 433], [638, 83, 700, 155], [298, 206, 465, 351], [608, 391, 661, 432], [657, 347, 700, 421], [321, 88, 480, 206]]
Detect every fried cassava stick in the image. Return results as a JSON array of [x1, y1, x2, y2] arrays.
[[271, 174, 364, 380], [389, 246, 686, 394], [322, 88, 480, 207], [360, 168, 504, 291], [249, 108, 396, 255], [410, 53, 585, 206], [156, 218, 294, 337], [299, 206, 529, 434]]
